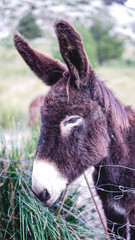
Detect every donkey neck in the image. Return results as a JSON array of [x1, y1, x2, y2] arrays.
[[96, 79, 132, 166]]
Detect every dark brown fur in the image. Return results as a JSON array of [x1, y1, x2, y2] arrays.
[[14, 20, 135, 239]]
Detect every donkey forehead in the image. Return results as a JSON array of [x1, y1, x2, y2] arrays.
[[45, 84, 68, 106], [42, 91, 93, 121], [43, 79, 93, 110]]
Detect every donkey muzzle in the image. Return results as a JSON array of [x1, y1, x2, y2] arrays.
[[32, 159, 67, 206]]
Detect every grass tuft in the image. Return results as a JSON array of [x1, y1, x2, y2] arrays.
[[0, 126, 105, 240]]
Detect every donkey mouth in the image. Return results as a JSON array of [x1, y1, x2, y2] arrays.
[[32, 190, 51, 207], [32, 189, 65, 207]]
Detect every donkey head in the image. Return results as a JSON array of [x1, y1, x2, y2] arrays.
[[14, 20, 110, 207]]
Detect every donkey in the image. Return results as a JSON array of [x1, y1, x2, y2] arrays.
[[14, 20, 135, 239], [29, 95, 44, 125]]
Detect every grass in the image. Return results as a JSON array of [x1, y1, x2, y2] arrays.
[[97, 61, 135, 107], [0, 125, 106, 240], [0, 43, 50, 127]]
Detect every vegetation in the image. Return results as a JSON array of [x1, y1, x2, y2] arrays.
[[90, 8, 124, 64], [0, 44, 49, 128], [52, 10, 125, 66], [17, 12, 42, 40]]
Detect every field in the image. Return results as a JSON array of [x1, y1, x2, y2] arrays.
[[0, 41, 135, 239], [0, 43, 50, 128]]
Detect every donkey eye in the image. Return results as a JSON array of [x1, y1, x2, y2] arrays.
[[64, 116, 81, 126], [60, 115, 83, 137]]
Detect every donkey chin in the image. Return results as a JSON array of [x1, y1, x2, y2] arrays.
[[32, 159, 68, 207]]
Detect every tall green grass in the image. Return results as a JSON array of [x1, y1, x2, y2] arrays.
[[0, 125, 106, 240], [0, 162, 93, 239]]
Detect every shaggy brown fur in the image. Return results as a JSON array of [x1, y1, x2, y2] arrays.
[[14, 20, 135, 239]]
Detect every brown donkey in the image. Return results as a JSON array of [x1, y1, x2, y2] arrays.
[[14, 20, 135, 239]]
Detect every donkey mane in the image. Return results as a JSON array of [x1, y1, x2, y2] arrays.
[[97, 79, 129, 130]]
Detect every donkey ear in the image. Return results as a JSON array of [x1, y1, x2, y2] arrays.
[[54, 20, 91, 88], [14, 33, 66, 86]]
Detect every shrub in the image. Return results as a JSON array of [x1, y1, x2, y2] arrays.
[[17, 12, 42, 40], [90, 8, 124, 64]]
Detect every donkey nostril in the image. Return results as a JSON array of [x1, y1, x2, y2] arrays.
[[38, 189, 51, 202]]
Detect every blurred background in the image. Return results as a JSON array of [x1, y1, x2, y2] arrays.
[[0, 1, 135, 239]]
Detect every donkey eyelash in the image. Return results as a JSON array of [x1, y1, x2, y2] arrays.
[[63, 116, 81, 126]]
